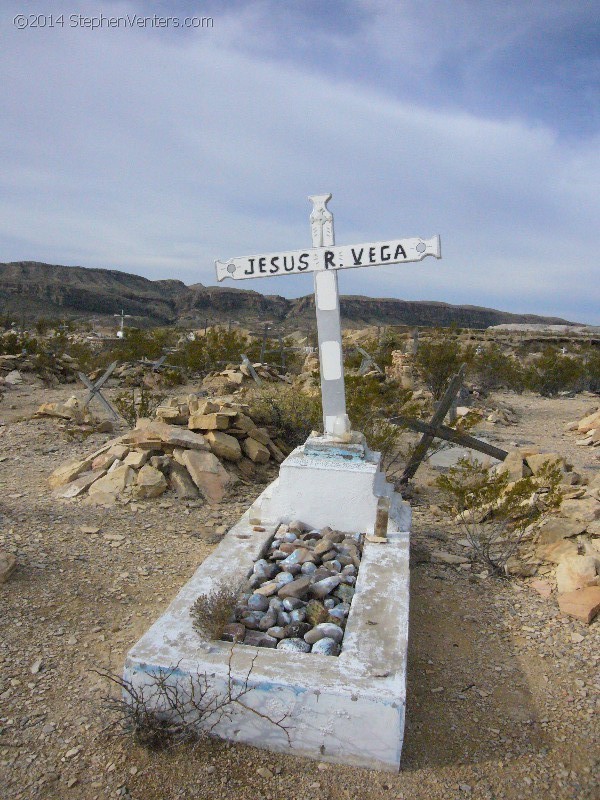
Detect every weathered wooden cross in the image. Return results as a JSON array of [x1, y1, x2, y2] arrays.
[[78, 360, 120, 420], [216, 193, 441, 436], [393, 365, 509, 483], [356, 346, 383, 376]]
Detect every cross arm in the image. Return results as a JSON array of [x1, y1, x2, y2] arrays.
[[215, 235, 440, 282], [391, 416, 508, 462]]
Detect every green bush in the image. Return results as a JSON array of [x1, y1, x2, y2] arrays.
[[436, 457, 563, 575], [0, 332, 39, 355], [581, 348, 600, 393], [112, 328, 176, 363], [170, 328, 250, 375], [113, 387, 166, 428], [345, 375, 416, 473], [470, 343, 526, 392], [525, 347, 585, 396], [415, 334, 463, 399], [249, 385, 322, 448]]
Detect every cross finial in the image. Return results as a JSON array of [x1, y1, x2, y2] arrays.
[[309, 194, 334, 248]]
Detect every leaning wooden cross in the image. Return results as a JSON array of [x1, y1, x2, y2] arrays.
[[216, 193, 441, 435], [393, 365, 508, 483]]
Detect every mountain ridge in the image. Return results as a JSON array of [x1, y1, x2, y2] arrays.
[[0, 261, 579, 330]]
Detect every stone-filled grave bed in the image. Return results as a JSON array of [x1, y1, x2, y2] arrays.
[[208, 520, 363, 656]]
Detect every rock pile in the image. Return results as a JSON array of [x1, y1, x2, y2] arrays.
[[566, 407, 600, 448], [202, 361, 289, 393], [48, 398, 286, 505], [34, 396, 113, 433], [490, 447, 600, 622], [220, 521, 362, 655], [0, 353, 78, 386]]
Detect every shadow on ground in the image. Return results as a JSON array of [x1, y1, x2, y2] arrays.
[[402, 559, 548, 770]]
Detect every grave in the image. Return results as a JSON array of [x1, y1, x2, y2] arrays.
[[124, 194, 440, 770]]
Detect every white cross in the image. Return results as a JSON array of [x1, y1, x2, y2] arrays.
[[114, 309, 132, 337], [215, 194, 441, 436]]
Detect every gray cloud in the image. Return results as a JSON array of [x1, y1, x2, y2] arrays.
[[0, 0, 598, 322]]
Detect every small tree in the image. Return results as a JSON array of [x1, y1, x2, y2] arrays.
[[471, 343, 526, 393], [525, 347, 585, 396], [581, 347, 600, 393], [436, 457, 562, 576], [415, 334, 463, 400]]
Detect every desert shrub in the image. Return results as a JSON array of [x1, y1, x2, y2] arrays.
[[191, 585, 239, 640], [0, 332, 39, 355], [470, 343, 527, 392], [249, 385, 322, 447], [415, 334, 463, 399], [113, 387, 165, 427], [63, 340, 100, 371], [436, 458, 563, 575], [112, 327, 176, 363], [345, 375, 414, 470], [525, 347, 585, 396], [171, 328, 250, 375], [581, 348, 600, 393], [345, 331, 405, 372]]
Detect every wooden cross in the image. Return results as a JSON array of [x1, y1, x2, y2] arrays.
[[240, 354, 262, 386], [137, 354, 168, 372], [393, 365, 508, 483], [216, 194, 441, 436], [78, 361, 120, 420], [356, 346, 383, 376]]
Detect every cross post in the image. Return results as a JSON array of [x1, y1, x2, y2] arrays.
[[309, 194, 349, 435]]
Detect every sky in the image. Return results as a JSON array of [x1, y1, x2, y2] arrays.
[[1, 0, 599, 322]]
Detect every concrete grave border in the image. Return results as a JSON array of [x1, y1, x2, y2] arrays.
[[125, 479, 410, 772]]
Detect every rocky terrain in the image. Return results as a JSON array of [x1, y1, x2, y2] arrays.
[[0, 385, 598, 799], [0, 261, 577, 330]]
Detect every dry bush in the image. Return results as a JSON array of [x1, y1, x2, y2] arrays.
[[190, 585, 239, 640], [94, 649, 291, 751], [436, 458, 563, 576], [113, 387, 165, 427], [414, 334, 463, 400]]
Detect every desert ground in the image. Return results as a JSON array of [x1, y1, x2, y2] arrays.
[[1, 382, 598, 800]]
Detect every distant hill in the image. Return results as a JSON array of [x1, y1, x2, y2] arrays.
[[0, 261, 578, 331]]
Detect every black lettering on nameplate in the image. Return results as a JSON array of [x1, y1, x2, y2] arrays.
[[324, 250, 336, 269], [394, 244, 407, 259], [351, 248, 363, 266]]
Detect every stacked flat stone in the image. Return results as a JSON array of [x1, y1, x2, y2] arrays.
[[48, 397, 288, 505], [222, 521, 362, 656]]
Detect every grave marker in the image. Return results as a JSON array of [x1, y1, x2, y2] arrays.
[[216, 193, 440, 435], [78, 361, 120, 420]]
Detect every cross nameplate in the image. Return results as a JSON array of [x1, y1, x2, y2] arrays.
[[215, 194, 441, 437]]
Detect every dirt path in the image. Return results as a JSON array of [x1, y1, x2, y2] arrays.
[[0, 387, 598, 799]]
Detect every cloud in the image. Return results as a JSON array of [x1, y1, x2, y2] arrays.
[[0, 0, 598, 322]]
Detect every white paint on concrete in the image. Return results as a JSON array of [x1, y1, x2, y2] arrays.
[[124, 439, 412, 771], [264, 436, 411, 535]]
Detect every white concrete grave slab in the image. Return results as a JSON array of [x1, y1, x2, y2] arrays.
[[125, 444, 411, 771]]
